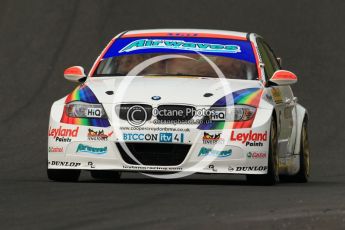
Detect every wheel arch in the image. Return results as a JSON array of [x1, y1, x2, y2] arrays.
[[293, 103, 309, 155]]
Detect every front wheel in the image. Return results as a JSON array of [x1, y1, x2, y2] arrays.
[[47, 169, 80, 182], [288, 119, 310, 182], [246, 117, 279, 185]]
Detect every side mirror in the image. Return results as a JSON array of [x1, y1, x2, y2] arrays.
[[64, 66, 86, 82], [269, 70, 297, 86]]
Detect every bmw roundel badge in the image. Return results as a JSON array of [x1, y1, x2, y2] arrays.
[[151, 96, 161, 100]]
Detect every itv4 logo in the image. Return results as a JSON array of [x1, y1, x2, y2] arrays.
[[159, 133, 184, 143]]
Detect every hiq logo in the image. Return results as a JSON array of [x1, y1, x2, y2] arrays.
[[159, 133, 173, 143], [86, 108, 102, 118]]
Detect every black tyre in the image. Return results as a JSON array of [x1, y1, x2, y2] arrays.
[[288, 119, 310, 182], [90, 170, 121, 181], [246, 117, 279, 185], [47, 169, 80, 182]]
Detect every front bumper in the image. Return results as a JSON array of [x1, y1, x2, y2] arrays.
[[48, 103, 272, 175]]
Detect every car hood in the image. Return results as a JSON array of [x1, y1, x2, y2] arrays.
[[85, 76, 264, 106]]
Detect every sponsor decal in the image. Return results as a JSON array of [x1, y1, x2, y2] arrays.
[[123, 133, 184, 143], [160, 133, 184, 143], [271, 88, 283, 104], [228, 166, 235, 172], [123, 133, 158, 141], [166, 32, 199, 37], [208, 110, 226, 121], [48, 161, 81, 167], [48, 126, 79, 142], [76, 144, 107, 155], [86, 107, 103, 118], [230, 130, 267, 147], [87, 128, 113, 141], [119, 39, 241, 54], [88, 162, 95, 168], [104, 37, 256, 63], [48, 146, 63, 153], [247, 152, 267, 159], [208, 164, 217, 172], [122, 165, 182, 171], [235, 166, 268, 171], [159, 132, 173, 142], [198, 147, 232, 158], [120, 126, 190, 132], [202, 132, 224, 144]]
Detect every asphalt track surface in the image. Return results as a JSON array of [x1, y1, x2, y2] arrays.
[[1, 0, 345, 229]]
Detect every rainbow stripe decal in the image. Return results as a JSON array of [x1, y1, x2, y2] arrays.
[[61, 85, 110, 127], [198, 88, 263, 130]]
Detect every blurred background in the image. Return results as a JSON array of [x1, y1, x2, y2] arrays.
[[1, 0, 344, 229]]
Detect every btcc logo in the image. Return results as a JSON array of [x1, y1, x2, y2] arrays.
[[123, 133, 158, 141], [123, 133, 184, 143]]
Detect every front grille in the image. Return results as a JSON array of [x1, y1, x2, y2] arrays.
[[116, 143, 191, 166], [115, 104, 153, 121], [156, 105, 195, 121]]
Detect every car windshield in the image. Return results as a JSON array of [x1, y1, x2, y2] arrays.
[[94, 37, 258, 80]]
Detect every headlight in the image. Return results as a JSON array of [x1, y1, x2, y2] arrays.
[[207, 105, 256, 121], [65, 102, 107, 118]]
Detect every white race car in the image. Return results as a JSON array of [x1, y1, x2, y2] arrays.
[[48, 29, 310, 185]]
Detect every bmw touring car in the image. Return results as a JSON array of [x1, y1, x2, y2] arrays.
[[47, 29, 310, 185]]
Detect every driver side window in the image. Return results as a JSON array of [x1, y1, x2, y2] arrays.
[[257, 38, 280, 79]]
